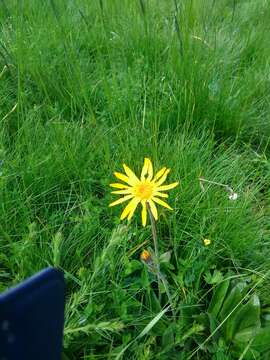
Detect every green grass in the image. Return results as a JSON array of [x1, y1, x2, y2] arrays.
[[1, 0, 270, 359]]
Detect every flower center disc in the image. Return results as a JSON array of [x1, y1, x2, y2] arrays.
[[136, 182, 153, 200]]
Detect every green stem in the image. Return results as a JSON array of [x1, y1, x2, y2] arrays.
[[147, 203, 161, 301], [147, 205, 159, 266], [147, 203, 176, 320]]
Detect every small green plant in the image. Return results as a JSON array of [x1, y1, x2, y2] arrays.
[[194, 273, 270, 359]]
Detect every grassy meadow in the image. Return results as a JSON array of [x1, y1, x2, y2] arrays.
[[1, 0, 270, 358]]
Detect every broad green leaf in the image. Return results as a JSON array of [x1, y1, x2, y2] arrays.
[[229, 295, 260, 343], [208, 279, 230, 318], [124, 260, 142, 276], [234, 327, 258, 343], [146, 289, 161, 313], [159, 251, 172, 263], [208, 313, 220, 338], [232, 341, 260, 360], [141, 266, 151, 289], [219, 282, 247, 322], [195, 313, 209, 328], [252, 326, 270, 352], [162, 323, 175, 350]]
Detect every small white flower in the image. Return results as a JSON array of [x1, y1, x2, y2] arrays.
[[229, 192, 238, 201]]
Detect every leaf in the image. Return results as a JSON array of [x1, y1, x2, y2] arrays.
[[208, 279, 230, 318], [252, 326, 270, 352], [194, 313, 209, 328], [138, 306, 170, 339], [234, 328, 258, 343], [159, 251, 171, 263], [176, 322, 205, 344], [141, 266, 151, 290], [229, 295, 261, 343], [208, 313, 220, 337], [124, 260, 142, 276], [219, 281, 247, 321], [146, 289, 161, 313], [115, 306, 170, 360], [204, 270, 223, 285], [162, 323, 175, 350]]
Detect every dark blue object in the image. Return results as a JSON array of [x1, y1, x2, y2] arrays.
[[0, 268, 65, 360]]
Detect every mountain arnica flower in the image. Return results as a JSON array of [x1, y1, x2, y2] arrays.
[[140, 249, 152, 263], [109, 158, 179, 226]]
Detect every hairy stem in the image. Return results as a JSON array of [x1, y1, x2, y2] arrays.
[[146, 204, 175, 319], [147, 203, 161, 300]]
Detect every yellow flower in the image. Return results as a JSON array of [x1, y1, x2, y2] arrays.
[[203, 239, 211, 246], [140, 249, 152, 263], [109, 158, 179, 226]]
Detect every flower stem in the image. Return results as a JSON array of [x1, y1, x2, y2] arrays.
[[147, 203, 161, 300], [147, 204, 159, 266], [146, 204, 175, 320]]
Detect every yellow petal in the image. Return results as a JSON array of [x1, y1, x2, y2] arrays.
[[141, 158, 149, 180], [146, 158, 153, 180], [154, 169, 170, 186], [123, 164, 140, 184], [110, 183, 130, 189], [148, 199, 158, 220], [114, 172, 136, 186], [141, 158, 153, 181], [120, 197, 139, 220], [152, 197, 173, 210], [157, 182, 179, 192], [141, 200, 147, 226], [127, 198, 140, 220], [153, 167, 166, 181], [109, 194, 134, 207], [120, 200, 133, 220], [153, 191, 168, 198], [128, 204, 139, 220], [111, 189, 132, 195]]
